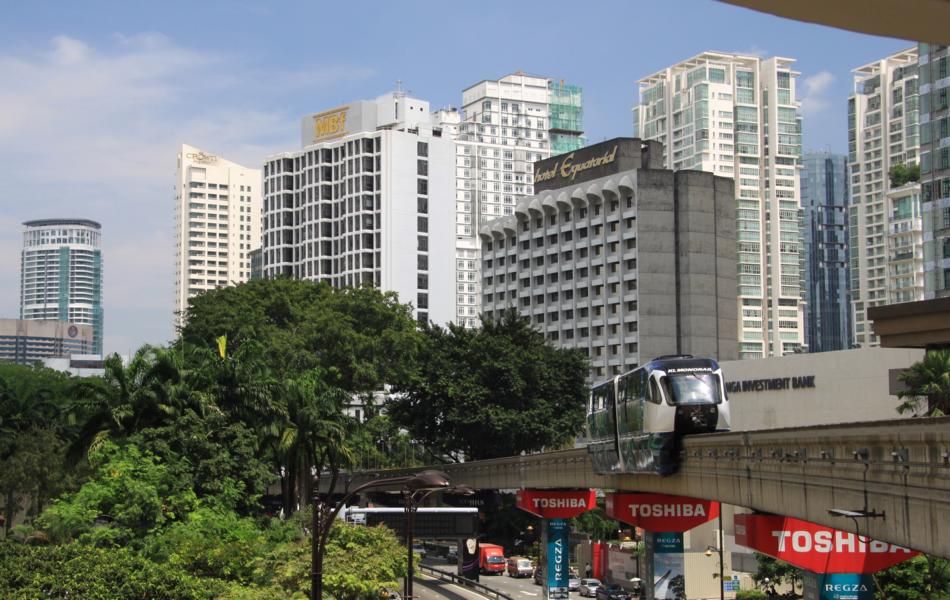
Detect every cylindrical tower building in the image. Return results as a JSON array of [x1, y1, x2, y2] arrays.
[[20, 219, 103, 356]]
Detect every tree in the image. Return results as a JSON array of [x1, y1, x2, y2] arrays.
[[180, 280, 424, 392], [889, 163, 921, 188], [572, 505, 622, 541], [0, 428, 72, 530], [36, 441, 198, 544], [68, 346, 191, 459], [753, 553, 802, 596], [0, 542, 224, 600], [130, 409, 275, 516], [389, 309, 589, 460], [274, 370, 353, 514], [874, 554, 950, 600], [0, 363, 75, 531], [897, 349, 950, 416]]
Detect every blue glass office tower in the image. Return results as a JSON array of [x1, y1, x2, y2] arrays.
[[801, 152, 851, 352]]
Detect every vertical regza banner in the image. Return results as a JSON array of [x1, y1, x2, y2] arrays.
[[545, 519, 571, 599], [516, 490, 596, 600], [653, 532, 686, 600]]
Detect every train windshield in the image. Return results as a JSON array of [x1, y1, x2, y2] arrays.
[[661, 371, 721, 405]]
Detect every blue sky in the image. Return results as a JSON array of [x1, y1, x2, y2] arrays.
[[0, 1, 912, 355]]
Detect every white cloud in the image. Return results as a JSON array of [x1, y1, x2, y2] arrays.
[[800, 70, 835, 117], [0, 34, 374, 354]]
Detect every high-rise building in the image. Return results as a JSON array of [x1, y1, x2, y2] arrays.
[[175, 145, 262, 325], [635, 52, 804, 358], [847, 48, 921, 346], [0, 318, 94, 365], [801, 150, 852, 352], [918, 43, 950, 299], [262, 93, 455, 324], [435, 73, 585, 327], [479, 138, 738, 381], [20, 218, 103, 355]]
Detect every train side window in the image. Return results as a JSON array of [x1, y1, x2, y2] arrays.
[[617, 379, 627, 424], [648, 378, 662, 404]]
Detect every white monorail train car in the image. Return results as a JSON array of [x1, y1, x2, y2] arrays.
[[585, 355, 730, 476]]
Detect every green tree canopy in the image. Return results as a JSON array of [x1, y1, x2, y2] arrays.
[[889, 163, 921, 188], [897, 349, 950, 416], [389, 309, 589, 460], [179, 279, 424, 391], [874, 554, 950, 600]]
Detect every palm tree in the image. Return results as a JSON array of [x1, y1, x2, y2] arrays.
[[68, 345, 192, 459], [275, 370, 353, 515], [897, 349, 950, 416]]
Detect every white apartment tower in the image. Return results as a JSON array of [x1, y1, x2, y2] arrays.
[[175, 144, 262, 325], [635, 53, 804, 358], [847, 48, 921, 346], [20, 219, 103, 355], [435, 73, 584, 326], [261, 93, 456, 324]]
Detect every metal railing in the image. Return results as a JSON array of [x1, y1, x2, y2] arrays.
[[417, 564, 514, 600]]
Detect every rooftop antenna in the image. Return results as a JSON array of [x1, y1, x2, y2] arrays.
[[395, 79, 406, 98]]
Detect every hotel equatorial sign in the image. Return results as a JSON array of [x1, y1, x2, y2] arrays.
[[535, 145, 618, 185], [311, 106, 349, 142], [532, 138, 645, 192]]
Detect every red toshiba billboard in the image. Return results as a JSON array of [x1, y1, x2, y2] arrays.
[[735, 514, 918, 573], [516, 489, 597, 519], [605, 493, 719, 532]]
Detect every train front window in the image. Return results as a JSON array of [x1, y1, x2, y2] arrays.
[[661, 372, 721, 405]]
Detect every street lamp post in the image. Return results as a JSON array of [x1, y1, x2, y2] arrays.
[[310, 470, 451, 600], [703, 510, 724, 600], [403, 482, 473, 599]]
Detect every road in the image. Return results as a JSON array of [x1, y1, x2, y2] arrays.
[[412, 574, 492, 600], [419, 557, 582, 599]]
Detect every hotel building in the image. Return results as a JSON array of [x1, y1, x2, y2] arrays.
[[635, 52, 804, 358], [20, 218, 103, 355], [435, 73, 584, 326], [847, 48, 921, 345], [479, 138, 738, 380], [174, 145, 261, 326], [261, 92, 455, 324]]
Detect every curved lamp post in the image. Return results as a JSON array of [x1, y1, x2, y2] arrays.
[[311, 470, 453, 600], [403, 479, 473, 599], [704, 506, 725, 600]]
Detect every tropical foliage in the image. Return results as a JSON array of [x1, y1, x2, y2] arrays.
[[0, 278, 596, 597], [897, 349, 950, 416], [389, 309, 589, 460]]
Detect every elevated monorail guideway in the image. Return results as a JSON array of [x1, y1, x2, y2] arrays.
[[331, 417, 950, 558]]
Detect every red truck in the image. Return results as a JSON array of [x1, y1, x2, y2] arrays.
[[479, 544, 506, 575]]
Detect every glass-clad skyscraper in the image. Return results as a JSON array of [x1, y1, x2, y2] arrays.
[[801, 151, 852, 352]]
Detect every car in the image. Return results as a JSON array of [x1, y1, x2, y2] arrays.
[[533, 566, 544, 586], [569, 576, 582, 591], [446, 545, 458, 563], [579, 578, 602, 597], [596, 584, 632, 600], [412, 543, 426, 559], [506, 556, 534, 577]]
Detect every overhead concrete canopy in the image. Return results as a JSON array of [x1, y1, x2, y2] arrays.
[[719, 0, 950, 44], [868, 297, 950, 349]]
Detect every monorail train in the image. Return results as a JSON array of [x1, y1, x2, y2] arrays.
[[585, 355, 729, 476]]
